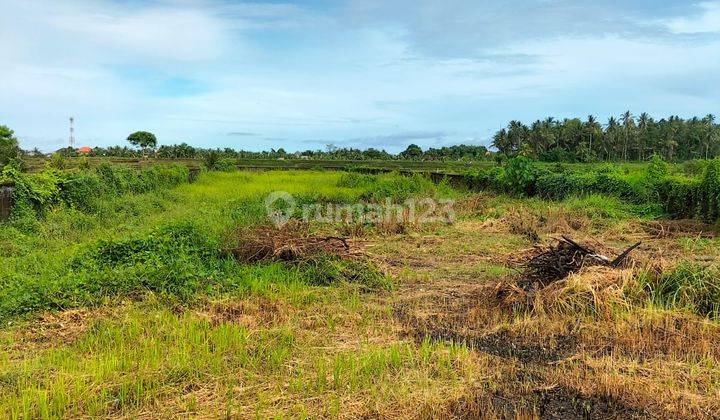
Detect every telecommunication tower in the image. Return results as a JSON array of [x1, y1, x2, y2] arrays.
[[69, 117, 75, 148]]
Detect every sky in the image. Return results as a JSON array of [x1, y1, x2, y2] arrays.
[[1, 0, 720, 153]]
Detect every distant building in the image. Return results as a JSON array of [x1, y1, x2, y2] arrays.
[[77, 146, 92, 155]]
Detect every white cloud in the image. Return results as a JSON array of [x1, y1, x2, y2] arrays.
[[665, 2, 720, 33]]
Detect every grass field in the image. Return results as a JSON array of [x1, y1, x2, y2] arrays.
[[1, 167, 720, 418]]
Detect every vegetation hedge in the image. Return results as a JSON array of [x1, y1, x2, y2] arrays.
[[465, 157, 720, 221], [0, 163, 189, 221]]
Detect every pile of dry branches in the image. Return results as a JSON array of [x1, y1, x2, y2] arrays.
[[518, 236, 641, 291], [222, 222, 352, 263]]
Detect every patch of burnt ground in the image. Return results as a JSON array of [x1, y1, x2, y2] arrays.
[[408, 327, 577, 363], [449, 386, 648, 419]]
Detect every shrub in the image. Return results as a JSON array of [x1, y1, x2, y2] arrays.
[[68, 221, 218, 300], [464, 166, 504, 191], [60, 172, 105, 212], [300, 254, 390, 290], [337, 172, 376, 189], [646, 155, 669, 180], [362, 172, 436, 202], [503, 156, 537, 195], [697, 159, 720, 221], [535, 172, 594, 200], [203, 151, 221, 171], [657, 177, 701, 219], [215, 158, 237, 172], [47, 153, 67, 170]]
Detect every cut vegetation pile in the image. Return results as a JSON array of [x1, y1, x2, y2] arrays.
[[519, 236, 641, 290], [221, 222, 390, 290], [222, 222, 352, 263]]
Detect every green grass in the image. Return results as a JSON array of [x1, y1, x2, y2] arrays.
[[0, 170, 448, 321], [638, 263, 720, 319]]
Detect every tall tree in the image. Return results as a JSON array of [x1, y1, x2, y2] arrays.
[[0, 125, 21, 166]]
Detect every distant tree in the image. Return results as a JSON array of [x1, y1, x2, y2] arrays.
[[400, 144, 423, 159], [127, 131, 157, 156], [55, 146, 78, 157], [0, 125, 21, 166]]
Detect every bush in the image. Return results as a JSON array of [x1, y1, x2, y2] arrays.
[[503, 156, 537, 195], [337, 172, 376, 189], [657, 177, 701, 219], [300, 254, 390, 290], [361, 172, 436, 202], [60, 172, 105, 212], [646, 155, 669, 180], [697, 159, 720, 221], [657, 159, 720, 221], [215, 158, 237, 172], [535, 172, 595, 200]]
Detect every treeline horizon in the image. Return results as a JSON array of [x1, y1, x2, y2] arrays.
[[492, 112, 720, 162], [5, 112, 720, 164]]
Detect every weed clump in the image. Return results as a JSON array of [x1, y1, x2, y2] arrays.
[[638, 263, 720, 319]]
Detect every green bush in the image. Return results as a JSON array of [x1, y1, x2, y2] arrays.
[[697, 159, 720, 221], [657, 159, 720, 221], [535, 172, 595, 200], [361, 172, 436, 202], [215, 158, 237, 172], [337, 172, 376, 189], [299, 254, 390, 290], [657, 177, 701, 219], [503, 156, 537, 195], [60, 172, 105, 212]]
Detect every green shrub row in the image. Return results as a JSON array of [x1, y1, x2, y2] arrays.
[[0, 163, 189, 219], [464, 156, 720, 221], [658, 160, 720, 221]]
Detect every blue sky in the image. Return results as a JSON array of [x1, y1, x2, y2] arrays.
[[1, 0, 719, 152]]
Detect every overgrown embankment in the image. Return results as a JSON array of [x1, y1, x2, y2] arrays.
[[0, 162, 190, 221], [465, 156, 720, 221]]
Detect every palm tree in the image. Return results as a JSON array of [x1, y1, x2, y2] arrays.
[[620, 111, 635, 160], [637, 112, 650, 160], [492, 129, 510, 155], [605, 117, 620, 161], [702, 114, 716, 159], [584, 114, 601, 160]]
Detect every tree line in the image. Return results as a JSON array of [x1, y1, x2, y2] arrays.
[[52, 140, 491, 162], [4, 113, 720, 167], [492, 112, 720, 162]]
